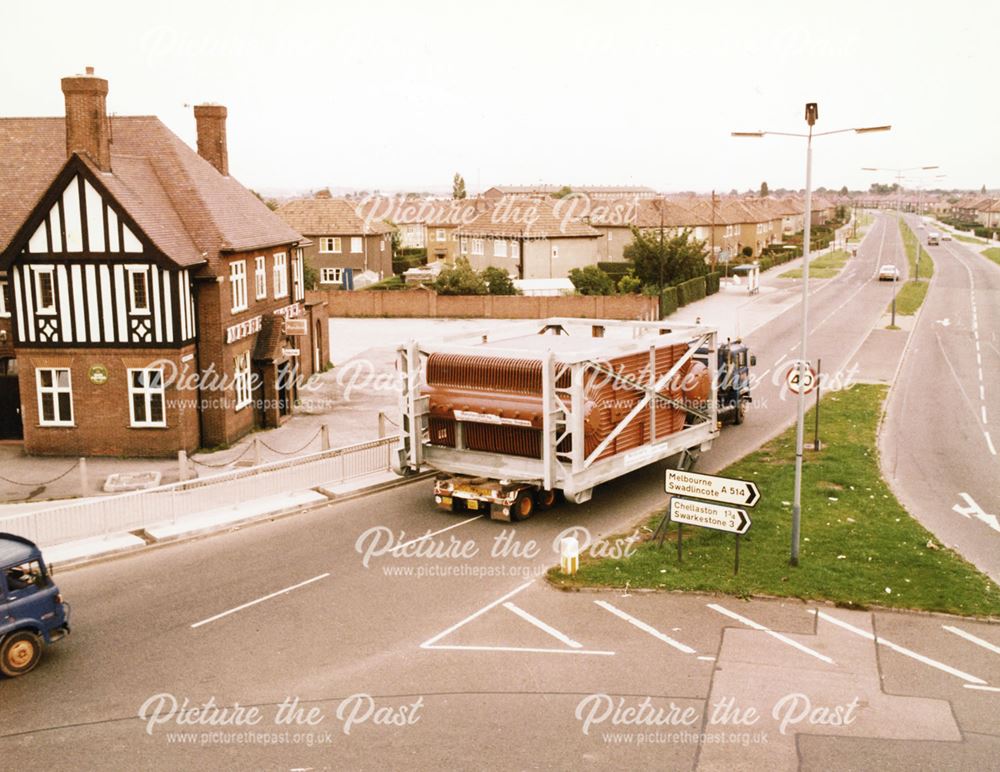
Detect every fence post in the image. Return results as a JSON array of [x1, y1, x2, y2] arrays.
[[79, 457, 88, 498], [253, 436, 261, 466], [378, 412, 387, 439], [178, 450, 189, 482], [321, 424, 330, 451]]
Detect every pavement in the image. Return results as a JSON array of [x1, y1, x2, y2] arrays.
[[880, 215, 1000, 582]]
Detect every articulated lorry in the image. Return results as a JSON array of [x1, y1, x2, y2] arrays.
[[393, 318, 754, 521]]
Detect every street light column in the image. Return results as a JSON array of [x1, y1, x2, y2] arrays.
[[790, 122, 814, 567]]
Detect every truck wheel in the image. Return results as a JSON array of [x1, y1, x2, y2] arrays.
[[734, 400, 746, 425], [511, 492, 535, 521], [536, 489, 561, 511], [0, 631, 42, 677]]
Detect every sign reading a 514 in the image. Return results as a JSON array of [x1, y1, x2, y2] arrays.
[[665, 470, 760, 507]]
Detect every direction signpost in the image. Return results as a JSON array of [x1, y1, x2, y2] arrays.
[[660, 469, 761, 574]]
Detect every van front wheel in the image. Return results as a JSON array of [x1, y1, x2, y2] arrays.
[[0, 631, 42, 677]]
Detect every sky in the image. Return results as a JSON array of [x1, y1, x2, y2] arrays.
[[2, 0, 997, 195]]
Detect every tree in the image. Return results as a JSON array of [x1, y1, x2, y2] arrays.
[[623, 227, 709, 290], [250, 189, 279, 211], [551, 185, 573, 199], [741, 246, 754, 258], [568, 265, 616, 295], [982, 184, 988, 194], [760, 181, 769, 197], [481, 266, 518, 295], [303, 258, 319, 291], [839, 185, 849, 196], [617, 270, 642, 294], [433, 257, 487, 295], [453, 173, 467, 199]]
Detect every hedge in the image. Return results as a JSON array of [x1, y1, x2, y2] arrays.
[[675, 276, 707, 307], [660, 286, 678, 317], [392, 253, 428, 275], [705, 271, 720, 295], [598, 262, 630, 281]]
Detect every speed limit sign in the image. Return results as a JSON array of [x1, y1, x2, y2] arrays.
[[785, 362, 817, 395]]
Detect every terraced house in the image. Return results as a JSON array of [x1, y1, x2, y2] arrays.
[[0, 69, 327, 456]]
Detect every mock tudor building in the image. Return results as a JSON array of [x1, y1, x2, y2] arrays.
[[0, 69, 327, 456]]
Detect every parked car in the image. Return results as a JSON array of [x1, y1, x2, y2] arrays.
[[0, 533, 70, 677], [878, 265, 900, 281]]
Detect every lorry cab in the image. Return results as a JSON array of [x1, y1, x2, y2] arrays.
[[0, 533, 70, 677], [716, 340, 755, 425]]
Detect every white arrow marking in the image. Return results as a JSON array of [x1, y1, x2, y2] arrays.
[[953, 493, 1000, 533], [936, 318, 951, 326]]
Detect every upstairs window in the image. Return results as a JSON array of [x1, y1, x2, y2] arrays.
[[230, 260, 248, 313], [34, 268, 56, 315], [255, 256, 267, 299], [273, 252, 288, 298], [319, 237, 342, 253], [472, 238, 484, 256], [129, 268, 149, 313], [0, 280, 9, 317], [436, 229, 446, 242], [493, 239, 507, 258], [350, 237, 363, 253]]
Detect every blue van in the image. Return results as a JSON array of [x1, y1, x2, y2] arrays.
[[0, 533, 70, 677]]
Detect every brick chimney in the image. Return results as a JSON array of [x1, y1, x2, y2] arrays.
[[194, 104, 228, 176], [61, 66, 111, 172]]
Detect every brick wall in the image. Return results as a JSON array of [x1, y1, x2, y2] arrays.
[[306, 289, 658, 320], [16, 344, 200, 457]]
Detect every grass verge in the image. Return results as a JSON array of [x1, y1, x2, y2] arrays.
[[890, 280, 929, 317], [898, 217, 934, 280], [953, 233, 987, 245], [547, 384, 1000, 618], [780, 249, 850, 279], [984, 247, 1000, 267]]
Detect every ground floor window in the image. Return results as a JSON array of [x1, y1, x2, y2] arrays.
[[320, 267, 344, 284], [234, 351, 252, 410], [36, 368, 73, 426], [128, 368, 166, 427]]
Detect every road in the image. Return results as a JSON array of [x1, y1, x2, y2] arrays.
[[5, 213, 997, 770], [881, 219, 1000, 581]]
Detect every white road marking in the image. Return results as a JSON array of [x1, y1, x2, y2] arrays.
[[420, 580, 534, 649], [422, 644, 615, 656], [595, 600, 696, 654], [697, 655, 716, 661], [503, 602, 583, 649], [986, 432, 997, 456], [191, 573, 331, 629], [815, 610, 987, 684], [964, 684, 1000, 693], [708, 603, 834, 664], [983, 406, 988, 425], [390, 515, 483, 554], [952, 493, 1000, 531], [943, 625, 1000, 656]]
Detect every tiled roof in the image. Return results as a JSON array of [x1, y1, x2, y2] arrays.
[[0, 116, 302, 270], [276, 197, 392, 236]]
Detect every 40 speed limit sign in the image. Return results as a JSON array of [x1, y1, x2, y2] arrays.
[[785, 362, 817, 395]]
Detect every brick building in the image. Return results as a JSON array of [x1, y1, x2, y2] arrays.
[[0, 69, 328, 456]]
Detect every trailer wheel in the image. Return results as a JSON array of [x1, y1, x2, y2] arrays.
[[733, 400, 746, 425], [0, 631, 42, 678], [536, 489, 561, 511], [511, 492, 535, 521]]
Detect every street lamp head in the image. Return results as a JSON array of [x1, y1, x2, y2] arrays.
[[921, 165, 939, 170], [805, 102, 818, 126], [731, 131, 765, 138], [861, 167, 880, 171], [855, 125, 892, 134]]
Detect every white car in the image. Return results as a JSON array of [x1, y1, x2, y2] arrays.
[[941, 232, 952, 241], [878, 265, 900, 281]]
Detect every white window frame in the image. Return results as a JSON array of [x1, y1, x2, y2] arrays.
[[493, 239, 507, 258], [36, 367, 73, 427], [511, 240, 520, 260], [230, 260, 248, 313], [0, 280, 9, 317], [350, 237, 363, 254], [472, 238, 484, 256], [460, 237, 469, 255], [128, 367, 166, 428], [320, 267, 344, 284], [436, 229, 446, 242], [293, 249, 305, 302], [380, 239, 385, 252], [34, 267, 56, 315], [255, 256, 267, 300], [234, 351, 252, 411], [319, 237, 342, 253], [273, 252, 288, 298], [127, 267, 150, 314]]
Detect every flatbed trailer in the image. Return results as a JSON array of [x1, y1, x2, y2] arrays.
[[393, 318, 720, 520]]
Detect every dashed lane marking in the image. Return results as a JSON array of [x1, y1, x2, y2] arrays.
[[813, 610, 987, 685], [595, 600, 696, 655], [708, 603, 834, 664]]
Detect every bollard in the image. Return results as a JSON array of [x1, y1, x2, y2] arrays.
[[560, 536, 580, 575], [320, 424, 330, 451], [79, 457, 88, 497], [178, 450, 189, 482]]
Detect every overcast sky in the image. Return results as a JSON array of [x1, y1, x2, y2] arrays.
[[3, 0, 997, 195]]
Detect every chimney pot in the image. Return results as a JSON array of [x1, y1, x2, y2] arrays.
[[61, 68, 111, 172], [194, 104, 229, 176]]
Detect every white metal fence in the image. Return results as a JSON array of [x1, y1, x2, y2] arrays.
[[0, 435, 400, 548]]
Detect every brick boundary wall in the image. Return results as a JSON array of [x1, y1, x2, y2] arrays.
[[306, 289, 659, 320]]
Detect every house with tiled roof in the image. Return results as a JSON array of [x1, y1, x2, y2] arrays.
[[483, 185, 658, 200], [0, 69, 327, 455], [277, 196, 393, 289], [454, 197, 601, 279]]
